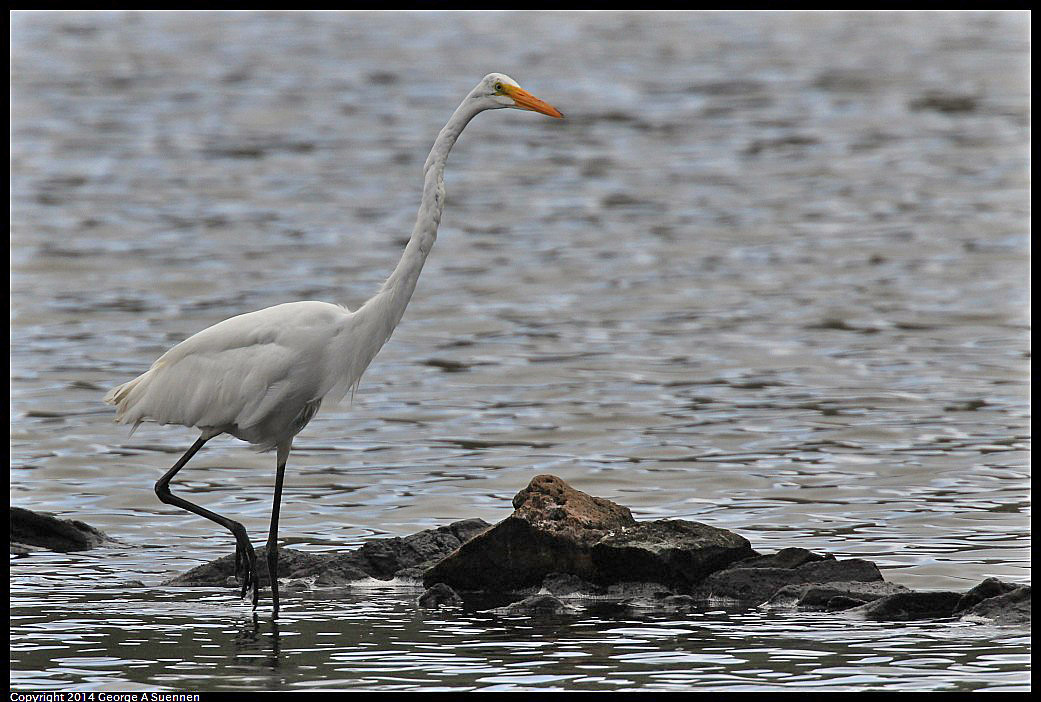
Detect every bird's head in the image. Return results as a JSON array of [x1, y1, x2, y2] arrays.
[[471, 73, 564, 119]]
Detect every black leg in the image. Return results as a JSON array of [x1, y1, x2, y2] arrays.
[[266, 444, 290, 616], [155, 434, 259, 605]]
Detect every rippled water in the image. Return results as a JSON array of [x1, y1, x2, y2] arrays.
[[10, 10, 1030, 692]]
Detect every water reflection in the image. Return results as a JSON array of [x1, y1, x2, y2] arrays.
[[9, 584, 1030, 691]]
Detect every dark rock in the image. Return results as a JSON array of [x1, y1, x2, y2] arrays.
[[659, 594, 697, 611], [418, 583, 462, 608], [424, 475, 636, 591], [313, 562, 374, 586], [165, 545, 328, 587], [423, 515, 594, 592], [10, 506, 112, 552], [826, 595, 869, 610], [958, 585, 1030, 626], [326, 518, 491, 582], [953, 577, 1023, 614], [539, 572, 604, 597], [767, 581, 912, 610], [592, 519, 756, 589], [491, 594, 578, 615], [695, 555, 883, 604], [733, 547, 827, 570], [424, 476, 752, 594], [164, 518, 490, 587], [851, 591, 964, 621]]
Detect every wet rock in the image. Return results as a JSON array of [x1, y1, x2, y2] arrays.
[[164, 518, 490, 587], [491, 594, 578, 615], [953, 577, 1022, 614], [694, 554, 883, 605], [767, 581, 912, 610], [592, 519, 756, 589], [10, 506, 112, 553], [325, 518, 491, 582], [154, 475, 1013, 627], [658, 594, 698, 611], [418, 583, 462, 608], [424, 475, 636, 591], [734, 547, 827, 570], [960, 587, 1031, 626], [850, 591, 964, 621], [539, 572, 605, 597], [167, 545, 328, 587]]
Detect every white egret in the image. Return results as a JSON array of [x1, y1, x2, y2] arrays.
[[105, 73, 563, 613]]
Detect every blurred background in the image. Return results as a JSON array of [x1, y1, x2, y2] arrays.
[[10, 8, 1029, 607]]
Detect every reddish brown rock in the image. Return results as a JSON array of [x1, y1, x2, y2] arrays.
[[511, 474, 637, 542], [424, 475, 637, 591], [423, 475, 753, 593]]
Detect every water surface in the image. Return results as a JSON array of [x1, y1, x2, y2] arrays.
[[10, 10, 1030, 691]]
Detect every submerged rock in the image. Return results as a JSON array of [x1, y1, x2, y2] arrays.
[[10, 506, 112, 553], [766, 580, 912, 610], [953, 577, 1023, 615], [957, 584, 1030, 626], [694, 555, 884, 605], [417, 582, 462, 608], [489, 593, 580, 615], [849, 591, 965, 621]]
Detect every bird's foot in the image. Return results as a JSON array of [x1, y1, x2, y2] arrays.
[[234, 541, 260, 607]]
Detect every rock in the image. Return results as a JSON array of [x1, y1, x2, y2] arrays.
[[490, 594, 579, 615], [166, 544, 328, 587], [850, 591, 964, 621], [418, 583, 462, 608], [592, 519, 756, 589], [659, 594, 698, 610], [958, 584, 1030, 626], [733, 547, 827, 570], [163, 518, 490, 587], [10, 506, 112, 552], [424, 475, 636, 591], [324, 518, 491, 582], [767, 581, 912, 610], [539, 572, 605, 597], [953, 577, 1023, 614], [424, 475, 750, 593], [512, 474, 637, 539], [151, 474, 994, 627], [695, 555, 883, 604]]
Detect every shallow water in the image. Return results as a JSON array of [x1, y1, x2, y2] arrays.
[[10, 10, 1030, 692]]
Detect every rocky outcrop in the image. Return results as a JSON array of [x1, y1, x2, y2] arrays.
[[122, 474, 1027, 627], [693, 554, 884, 604], [10, 506, 113, 553], [163, 518, 490, 587], [423, 474, 755, 592]]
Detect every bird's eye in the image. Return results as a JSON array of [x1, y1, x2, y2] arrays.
[[494, 83, 503, 92]]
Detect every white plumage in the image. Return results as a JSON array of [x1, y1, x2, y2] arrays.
[[104, 73, 563, 614]]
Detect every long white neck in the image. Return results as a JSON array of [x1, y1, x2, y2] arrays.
[[351, 97, 486, 362]]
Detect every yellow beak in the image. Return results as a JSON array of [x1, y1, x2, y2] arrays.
[[503, 84, 564, 119]]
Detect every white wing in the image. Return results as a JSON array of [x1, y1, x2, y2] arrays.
[[104, 301, 353, 440]]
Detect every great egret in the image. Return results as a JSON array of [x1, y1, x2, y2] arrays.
[[105, 73, 563, 613]]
